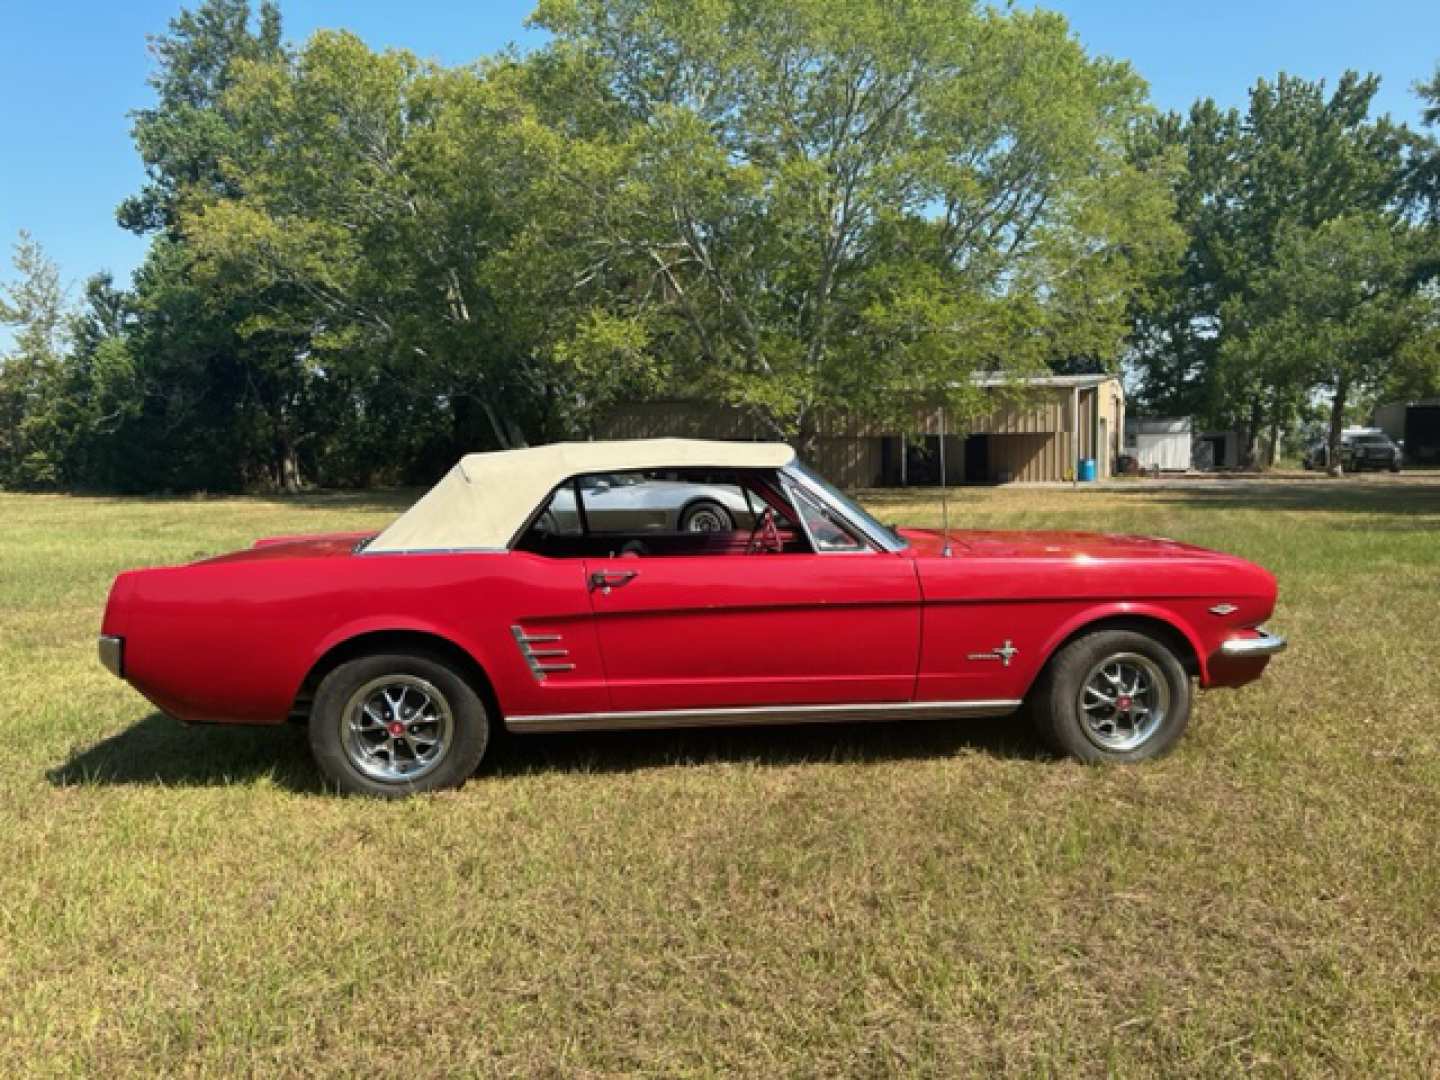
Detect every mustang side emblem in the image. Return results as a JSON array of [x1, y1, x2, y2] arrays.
[[968, 640, 1019, 667], [1209, 603, 1239, 616]]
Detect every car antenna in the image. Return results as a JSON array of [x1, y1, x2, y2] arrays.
[[938, 404, 953, 557]]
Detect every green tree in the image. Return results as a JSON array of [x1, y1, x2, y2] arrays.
[[1412, 65, 1440, 225], [0, 233, 74, 487], [180, 32, 543, 457], [1125, 100, 1239, 421], [56, 274, 145, 484], [1129, 73, 1416, 465], [1222, 215, 1430, 472], [114, 0, 345, 491], [507, 0, 1180, 447], [119, 0, 282, 235]]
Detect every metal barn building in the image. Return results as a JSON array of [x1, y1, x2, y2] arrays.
[[599, 374, 1126, 487], [1373, 399, 1440, 466], [1125, 417, 1192, 471]]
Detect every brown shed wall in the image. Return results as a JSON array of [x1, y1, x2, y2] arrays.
[[596, 379, 1124, 484]]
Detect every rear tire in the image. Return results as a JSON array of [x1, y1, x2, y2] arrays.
[[309, 652, 490, 797], [1030, 629, 1191, 763], [680, 499, 734, 532]]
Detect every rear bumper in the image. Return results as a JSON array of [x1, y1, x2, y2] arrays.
[[98, 635, 124, 678], [1218, 629, 1287, 658]]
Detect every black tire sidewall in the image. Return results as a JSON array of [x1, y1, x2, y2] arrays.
[[1035, 629, 1191, 763], [309, 652, 490, 796]]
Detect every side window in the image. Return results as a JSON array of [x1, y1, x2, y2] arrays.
[[516, 469, 827, 556], [531, 483, 582, 537], [788, 484, 865, 552]]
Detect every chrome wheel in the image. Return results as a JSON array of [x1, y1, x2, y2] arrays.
[[682, 503, 731, 532], [340, 674, 454, 784], [1077, 652, 1169, 752]]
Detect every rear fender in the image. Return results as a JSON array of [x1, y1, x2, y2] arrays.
[[295, 616, 499, 711]]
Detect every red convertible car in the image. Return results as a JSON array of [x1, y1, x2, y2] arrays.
[[98, 439, 1285, 796]]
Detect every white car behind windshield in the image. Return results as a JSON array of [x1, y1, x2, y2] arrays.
[[541, 474, 756, 533]]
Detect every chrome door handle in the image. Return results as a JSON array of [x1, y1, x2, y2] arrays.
[[589, 569, 638, 594]]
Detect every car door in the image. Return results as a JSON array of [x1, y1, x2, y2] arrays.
[[584, 552, 922, 712], [581, 476, 922, 713]]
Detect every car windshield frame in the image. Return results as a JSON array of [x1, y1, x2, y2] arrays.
[[783, 461, 907, 553]]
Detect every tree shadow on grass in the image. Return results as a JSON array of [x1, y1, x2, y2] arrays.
[[1136, 481, 1440, 519], [250, 488, 422, 514], [47, 711, 1051, 793], [486, 714, 1052, 779], [48, 713, 323, 794]]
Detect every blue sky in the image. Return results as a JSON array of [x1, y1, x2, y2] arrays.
[[1, 0, 1437, 301]]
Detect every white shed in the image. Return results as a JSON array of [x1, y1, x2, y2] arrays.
[[1125, 417, 1192, 472]]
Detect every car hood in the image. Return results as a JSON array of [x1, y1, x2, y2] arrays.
[[196, 532, 375, 564], [896, 527, 1228, 560]]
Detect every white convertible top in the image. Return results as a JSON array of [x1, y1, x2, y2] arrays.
[[367, 438, 795, 552]]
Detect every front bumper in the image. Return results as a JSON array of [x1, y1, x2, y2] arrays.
[[1205, 627, 1286, 688], [98, 634, 124, 678], [1218, 628, 1287, 658]]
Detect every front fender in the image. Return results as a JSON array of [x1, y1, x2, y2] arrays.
[[1024, 602, 1211, 695]]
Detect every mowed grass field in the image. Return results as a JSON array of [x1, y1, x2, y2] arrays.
[[2, 479, 1438, 1076]]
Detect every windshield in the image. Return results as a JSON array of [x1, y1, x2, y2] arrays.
[[786, 461, 906, 552]]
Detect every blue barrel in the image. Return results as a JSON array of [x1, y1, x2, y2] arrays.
[[1078, 458, 1097, 482]]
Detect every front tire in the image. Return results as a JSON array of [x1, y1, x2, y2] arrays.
[[309, 652, 490, 797], [1030, 629, 1191, 763]]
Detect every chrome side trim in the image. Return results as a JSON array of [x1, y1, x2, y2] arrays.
[[1218, 629, 1288, 658], [98, 635, 124, 678], [505, 698, 1022, 733], [510, 625, 576, 681]]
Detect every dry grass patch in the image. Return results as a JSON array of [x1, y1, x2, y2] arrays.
[[1, 482, 1438, 1075]]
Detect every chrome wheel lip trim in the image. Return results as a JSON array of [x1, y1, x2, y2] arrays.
[[340, 674, 454, 784], [1077, 651, 1169, 753], [505, 699, 1021, 733]]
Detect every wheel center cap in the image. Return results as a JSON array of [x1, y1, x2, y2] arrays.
[[1117, 695, 1133, 711], [387, 721, 405, 737]]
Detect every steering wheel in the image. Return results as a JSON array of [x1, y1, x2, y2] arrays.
[[745, 507, 783, 554]]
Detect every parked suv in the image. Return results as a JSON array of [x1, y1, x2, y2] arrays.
[[1303, 429, 1402, 472]]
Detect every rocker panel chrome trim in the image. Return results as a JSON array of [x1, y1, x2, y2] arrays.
[[505, 698, 1023, 733]]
